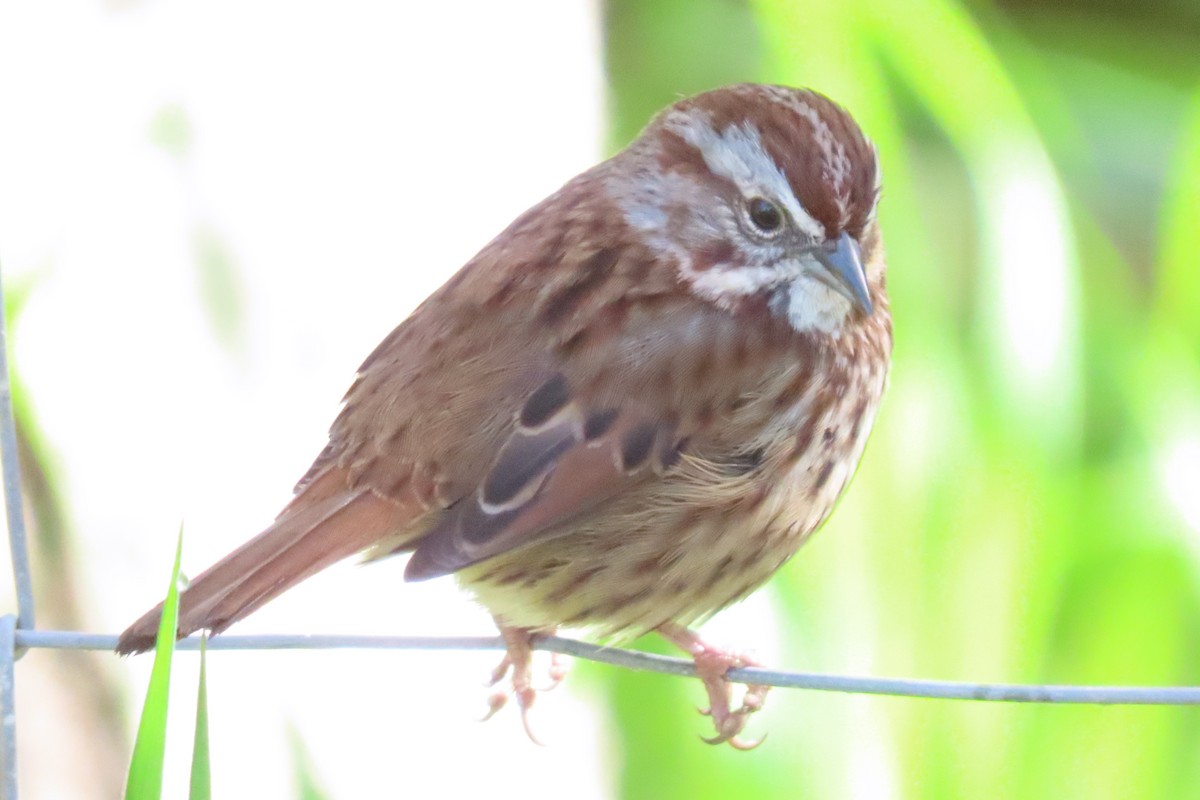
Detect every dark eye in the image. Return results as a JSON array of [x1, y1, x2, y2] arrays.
[[747, 197, 783, 234]]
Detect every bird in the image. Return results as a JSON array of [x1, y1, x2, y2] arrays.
[[117, 83, 892, 749]]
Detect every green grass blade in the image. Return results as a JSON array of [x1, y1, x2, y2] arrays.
[[125, 528, 184, 800], [287, 724, 331, 800], [189, 635, 211, 800]]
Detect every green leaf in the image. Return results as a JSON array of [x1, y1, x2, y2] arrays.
[[287, 724, 332, 800], [125, 528, 184, 800], [189, 635, 211, 800]]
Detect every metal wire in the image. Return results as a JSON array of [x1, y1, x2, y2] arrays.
[[15, 628, 1200, 705]]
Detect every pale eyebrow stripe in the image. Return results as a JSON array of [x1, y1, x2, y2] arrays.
[[666, 111, 825, 240]]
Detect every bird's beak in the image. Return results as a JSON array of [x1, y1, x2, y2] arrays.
[[811, 232, 873, 316]]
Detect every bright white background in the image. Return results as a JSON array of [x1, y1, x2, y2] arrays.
[[0, 1, 626, 797]]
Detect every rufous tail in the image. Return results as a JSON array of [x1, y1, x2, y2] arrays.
[[116, 488, 403, 655]]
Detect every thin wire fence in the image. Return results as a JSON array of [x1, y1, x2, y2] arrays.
[[1, 265, 1199, 800], [17, 629, 1200, 705]]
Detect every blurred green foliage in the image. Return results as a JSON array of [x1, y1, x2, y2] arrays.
[[601, 1, 1200, 798]]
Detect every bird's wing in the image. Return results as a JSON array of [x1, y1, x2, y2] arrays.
[[399, 373, 683, 579]]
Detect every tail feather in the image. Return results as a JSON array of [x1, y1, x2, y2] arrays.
[[200, 491, 404, 633], [116, 488, 408, 655]]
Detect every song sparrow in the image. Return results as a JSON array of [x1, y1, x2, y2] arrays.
[[118, 83, 891, 748]]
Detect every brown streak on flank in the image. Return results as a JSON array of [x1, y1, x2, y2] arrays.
[[751, 524, 773, 549], [543, 582, 573, 605], [633, 553, 664, 576], [679, 506, 709, 532], [774, 367, 812, 410], [597, 588, 652, 618], [708, 554, 735, 584], [742, 485, 770, 511], [729, 578, 761, 604], [597, 536, 624, 554], [850, 396, 869, 438], [565, 606, 599, 626], [744, 539, 768, 568], [793, 416, 820, 459], [575, 565, 605, 584], [474, 566, 501, 583], [619, 587, 654, 608], [812, 459, 835, 492], [496, 570, 526, 587]]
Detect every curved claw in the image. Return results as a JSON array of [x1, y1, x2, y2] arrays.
[[657, 622, 773, 751], [479, 691, 508, 722], [519, 702, 547, 747], [700, 730, 767, 750], [484, 622, 561, 744], [728, 733, 767, 751]]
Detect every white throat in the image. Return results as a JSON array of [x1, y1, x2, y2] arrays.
[[689, 261, 855, 335]]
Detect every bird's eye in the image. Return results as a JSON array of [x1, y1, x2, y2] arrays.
[[747, 197, 784, 234]]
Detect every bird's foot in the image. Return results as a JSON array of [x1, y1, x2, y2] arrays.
[[658, 622, 770, 750], [480, 623, 564, 744]]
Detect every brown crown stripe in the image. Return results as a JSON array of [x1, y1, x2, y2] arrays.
[[663, 85, 878, 240]]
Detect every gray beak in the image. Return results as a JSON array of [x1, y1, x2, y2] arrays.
[[813, 232, 873, 316]]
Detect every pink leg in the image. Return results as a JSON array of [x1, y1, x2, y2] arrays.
[[658, 622, 770, 750], [541, 650, 570, 692], [481, 621, 565, 744]]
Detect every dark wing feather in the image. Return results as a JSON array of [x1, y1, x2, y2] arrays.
[[404, 374, 678, 580]]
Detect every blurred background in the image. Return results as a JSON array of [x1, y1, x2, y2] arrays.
[[1, 0, 1199, 797]]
